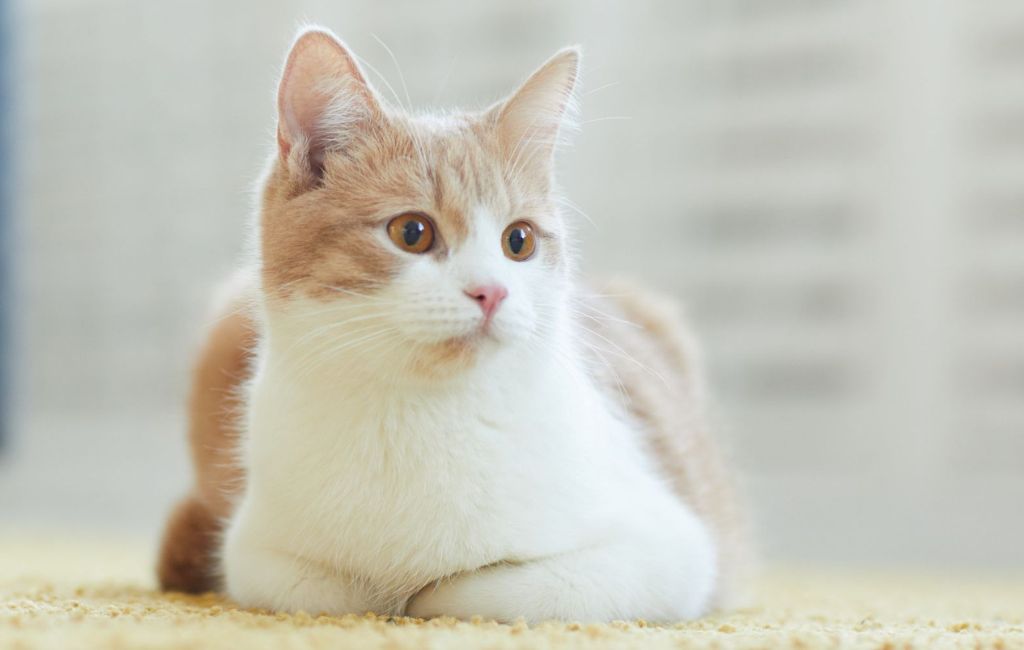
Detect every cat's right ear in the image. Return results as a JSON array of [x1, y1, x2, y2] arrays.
[[276, 28, 381, 177]]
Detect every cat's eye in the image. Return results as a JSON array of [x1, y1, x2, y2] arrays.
[[387, 213, 435, 254], [502, 221, 537, 261]]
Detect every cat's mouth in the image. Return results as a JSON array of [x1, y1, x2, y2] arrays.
[[437, 321, 503, 355], [451, 324, 499, 347], [410, 328, 498, 376]]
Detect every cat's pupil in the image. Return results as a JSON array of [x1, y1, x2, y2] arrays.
[[509, 228, 526, 254], [403, 220, 424, 246]]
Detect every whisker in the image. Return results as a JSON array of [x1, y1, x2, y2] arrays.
[[353, 53, 405, 112], [579, 116, 632, 125], [554, 196, 598, 230], [571, 308, 643, 330], [583, 81, 620, 96], [371, 33, 413, 111], [575, 322, 670, 388], [432, 55, 457, 106]]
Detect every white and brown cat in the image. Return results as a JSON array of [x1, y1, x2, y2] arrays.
[[157, 27, 747, 623]]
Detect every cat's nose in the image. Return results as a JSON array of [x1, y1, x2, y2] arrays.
[[464, 284, 508, 321]]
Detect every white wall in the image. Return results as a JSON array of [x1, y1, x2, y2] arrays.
[[3, 0, 1022, 569]]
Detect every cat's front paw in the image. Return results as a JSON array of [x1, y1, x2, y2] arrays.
[[406, 527, 715, 624], [223, 529, 370, 615], [406, 573, 493, 621]]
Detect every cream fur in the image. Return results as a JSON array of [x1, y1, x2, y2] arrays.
[[221, 27, 723, 624]]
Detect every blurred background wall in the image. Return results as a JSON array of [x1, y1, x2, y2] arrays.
[[1, 0, 1022, 570]]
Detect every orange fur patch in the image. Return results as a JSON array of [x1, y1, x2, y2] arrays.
[[260, 115, 562, 303]]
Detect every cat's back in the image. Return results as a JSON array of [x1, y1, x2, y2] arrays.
[[577, 279, 749, 607]]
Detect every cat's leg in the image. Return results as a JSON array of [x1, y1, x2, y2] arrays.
[[406, 509, 717, 624], [222, 538, 370, 615]]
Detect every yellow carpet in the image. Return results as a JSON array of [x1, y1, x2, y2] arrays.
[[1, 536, 1022, 649]]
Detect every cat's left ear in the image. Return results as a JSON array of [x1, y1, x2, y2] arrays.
[[489, 47, 580, 176]]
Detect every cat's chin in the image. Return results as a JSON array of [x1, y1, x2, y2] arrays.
[[401, 330, 504, 381]]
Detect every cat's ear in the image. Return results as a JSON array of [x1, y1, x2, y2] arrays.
[[276, 28, 381, 175], [489, 47, 580, 174]]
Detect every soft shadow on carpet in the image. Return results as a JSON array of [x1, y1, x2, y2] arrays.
[[0, 536, 1022, 649]]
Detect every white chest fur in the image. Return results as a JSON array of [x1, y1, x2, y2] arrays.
[[222, 324, 718, 622]]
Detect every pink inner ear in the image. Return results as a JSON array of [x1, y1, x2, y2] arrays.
[[276, 30, 377, 162], [277, 125, 292, 159], [495, 48, 580, 159]]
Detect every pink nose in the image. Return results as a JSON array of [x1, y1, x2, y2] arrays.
[[464, 284, 508, 321]]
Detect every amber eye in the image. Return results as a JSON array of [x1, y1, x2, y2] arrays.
[[387, 213, 435, 254], [501, 221, 537, 261]]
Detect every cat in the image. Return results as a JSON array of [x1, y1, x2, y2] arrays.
[[157, 26, 747, 623]]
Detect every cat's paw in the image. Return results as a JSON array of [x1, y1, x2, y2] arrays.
[[406, 570, 510, 622]]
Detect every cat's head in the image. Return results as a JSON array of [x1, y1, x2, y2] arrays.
[[258, 28, 580, 381]]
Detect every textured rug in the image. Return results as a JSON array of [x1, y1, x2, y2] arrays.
[[1, 535, 1022, 649]]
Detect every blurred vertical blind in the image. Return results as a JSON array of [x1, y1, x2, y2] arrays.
[[10, 0, 1023, 565], [659, 1, 1024, 474], [0, 0, 9, 450]]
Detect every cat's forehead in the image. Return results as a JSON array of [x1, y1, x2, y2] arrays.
[[365, 114, 544, 238], [319, 111, 554, 250], [416, 119, 515, 242], [416, 116, 512, 195]]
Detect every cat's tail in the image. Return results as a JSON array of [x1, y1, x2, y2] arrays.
[[157, 270, 258, 593], [157, 492, 223, 593]]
